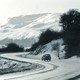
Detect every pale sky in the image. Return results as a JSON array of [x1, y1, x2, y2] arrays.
[[0, 0, 80, 22]]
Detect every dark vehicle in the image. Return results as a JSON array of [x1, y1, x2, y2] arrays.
[[41, 54, 51, 61]]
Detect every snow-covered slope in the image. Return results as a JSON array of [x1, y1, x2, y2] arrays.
[[22, 39, 65, 60], [0, 13, 62, 47]]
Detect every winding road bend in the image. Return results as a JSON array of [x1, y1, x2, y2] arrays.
[[0, 53, 56, 80], [0, 53, 80, 80]]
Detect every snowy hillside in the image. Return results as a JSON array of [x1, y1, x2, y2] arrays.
[[21, 39, 65, 60], [0, 13, 62, 47]]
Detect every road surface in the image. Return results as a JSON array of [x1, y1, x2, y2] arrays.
[[0, 53, 80, 80]]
